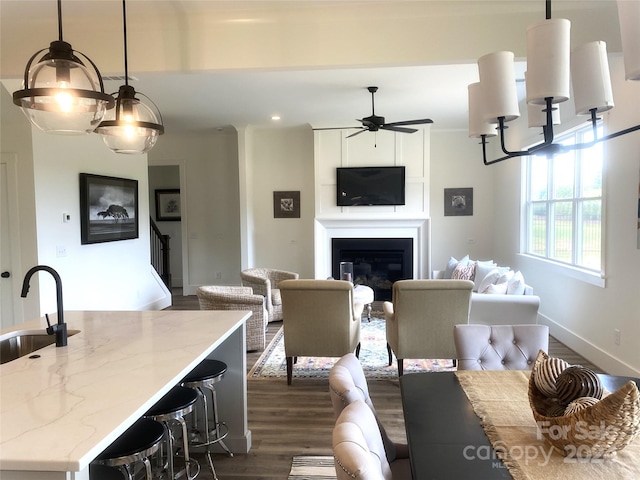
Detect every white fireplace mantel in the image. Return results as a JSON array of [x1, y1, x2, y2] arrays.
[[314, 217, 431, 280]]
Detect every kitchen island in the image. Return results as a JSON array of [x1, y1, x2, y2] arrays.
[[0, 310, 251, 480]]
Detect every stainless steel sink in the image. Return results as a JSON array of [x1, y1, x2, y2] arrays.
[[0, 329, 79, 364]]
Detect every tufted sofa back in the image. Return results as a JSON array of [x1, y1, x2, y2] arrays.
[[454, 324, 549, 370]]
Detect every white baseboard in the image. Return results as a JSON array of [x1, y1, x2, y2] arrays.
[[538, 313, 639, 377]]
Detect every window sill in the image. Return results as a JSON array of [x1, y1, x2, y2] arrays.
[[517, 254, 605, 288]]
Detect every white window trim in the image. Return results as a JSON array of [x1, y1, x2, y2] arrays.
[[520, 123, 607, 288]]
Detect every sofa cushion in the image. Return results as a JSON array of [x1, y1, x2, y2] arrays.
[[451, 262, 475, 281], [485, 282, 508, 294], [507, 271, 526, 295], [444, 255, 469, 279], [477, 268, 501, 293], [473, 262, 498, 291]]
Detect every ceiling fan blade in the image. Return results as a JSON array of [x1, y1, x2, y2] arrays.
[[384, 118, 434, 127], [381, 125, 418, 134], [312, 126, 362, 131], [346, 129, 368, 138]]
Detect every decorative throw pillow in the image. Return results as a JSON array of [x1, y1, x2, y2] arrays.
[[477, 269, 501, 294], [473, 262, 498, 292], [497, 268, 514, 284], [486, 282, 508, 294], [507, 271, 526, 295], [451, 262, 476, 281], [445, 255, 470, 279]]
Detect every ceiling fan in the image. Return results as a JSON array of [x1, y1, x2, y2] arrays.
[[316, 86, 434, 138]]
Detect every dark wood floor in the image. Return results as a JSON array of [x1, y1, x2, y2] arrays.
[[169, 289, 602, 479]]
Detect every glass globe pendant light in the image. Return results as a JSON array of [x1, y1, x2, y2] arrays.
[[96, 0, 164, 154], [12, 0, 115, 135]]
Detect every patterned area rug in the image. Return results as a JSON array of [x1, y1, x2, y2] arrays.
[[249, 317, 455, 380], [288, 455, 336, 480]]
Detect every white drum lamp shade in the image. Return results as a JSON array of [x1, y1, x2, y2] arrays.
[[526, 18, 571, 105], [617, 0, 640, 81], [571, 41, 614, 115], [478, 51, 520, 123], [468, 82, 497, 138]]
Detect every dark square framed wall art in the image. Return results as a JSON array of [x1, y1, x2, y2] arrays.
[[80, 173, 139, 244], [155, 189, 181, 221], [273, 191, 300, 218], [444, 187, 474, 216]]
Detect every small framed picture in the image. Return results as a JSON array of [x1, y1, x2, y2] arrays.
[[155, 189, 181, 221], [444, 188, 473, 216], [79, 173, 139, 244], [273, 191, 300, 218]]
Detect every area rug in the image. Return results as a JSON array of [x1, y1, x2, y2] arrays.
[[288, 455, 336, 480], [249, 317, 455, 380]]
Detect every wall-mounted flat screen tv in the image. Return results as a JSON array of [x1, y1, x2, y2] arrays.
[[336, 166, 406, 206]]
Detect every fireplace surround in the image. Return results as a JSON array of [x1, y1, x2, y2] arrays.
[[314, 218, 431, 299]]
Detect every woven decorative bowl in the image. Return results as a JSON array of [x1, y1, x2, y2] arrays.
[[528, 350, 640, 458]]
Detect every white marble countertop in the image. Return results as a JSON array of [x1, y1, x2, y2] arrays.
[[0, 310, 249, 473]]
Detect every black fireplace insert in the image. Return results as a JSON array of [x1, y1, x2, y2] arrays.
[[332, 237, 413, 302]]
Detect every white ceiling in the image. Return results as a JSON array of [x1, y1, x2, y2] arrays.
[[0, 1, 622, 135]]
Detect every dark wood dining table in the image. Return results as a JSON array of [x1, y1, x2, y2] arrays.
[[400, 371, 639, 480]]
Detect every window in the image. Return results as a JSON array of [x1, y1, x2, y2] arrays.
[[524, 125, 603, 273]]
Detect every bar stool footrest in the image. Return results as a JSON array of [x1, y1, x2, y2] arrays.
[[189, 422, 230, 448]]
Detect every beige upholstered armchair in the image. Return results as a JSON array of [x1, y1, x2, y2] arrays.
[[196, 286, 268, 352], [279, 279, 361, 385], [454, 324, 549, 370], [384, 279, 474, 376], [240, 268, 299, 323]]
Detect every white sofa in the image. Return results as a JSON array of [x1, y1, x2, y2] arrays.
[[432, 269, 540, 326]]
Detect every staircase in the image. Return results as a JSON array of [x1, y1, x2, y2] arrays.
[[150, 218, 171, 291]]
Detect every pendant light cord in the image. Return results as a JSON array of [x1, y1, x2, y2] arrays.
[[57, 0, 63, 41], [122, 0, 129, 87]]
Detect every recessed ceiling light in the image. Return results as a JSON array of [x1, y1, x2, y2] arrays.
[[271, 115, 281, 121]]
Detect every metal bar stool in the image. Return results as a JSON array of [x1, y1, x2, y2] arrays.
[[90, 418, 164, 480], [144, 386, 200, 480], [181, 359, 233, 480]]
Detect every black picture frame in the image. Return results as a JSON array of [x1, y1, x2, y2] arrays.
[[80, 173, 139, 244], [155, 189, 181, 221], [444, 187, 473, 216], [273, 191, 300, 218]]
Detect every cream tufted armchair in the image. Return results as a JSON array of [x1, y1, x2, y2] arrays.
[[196, 286, 268, 352], [454, 324, 549, 370], [279, 279, 361, 385], [240, 268, 299, 323], [332, 399, 412, 480], [384, 279, 474, 376]]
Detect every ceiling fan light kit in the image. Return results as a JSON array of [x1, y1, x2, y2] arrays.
[[471, 0, 640, 166], [12, 0, 115, 135]]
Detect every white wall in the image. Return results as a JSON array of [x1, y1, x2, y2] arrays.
[[248, 126, 315, 278], [429, 129, 496, 269], [28, 130, 170, 313], [149, 130, 242, 294]]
